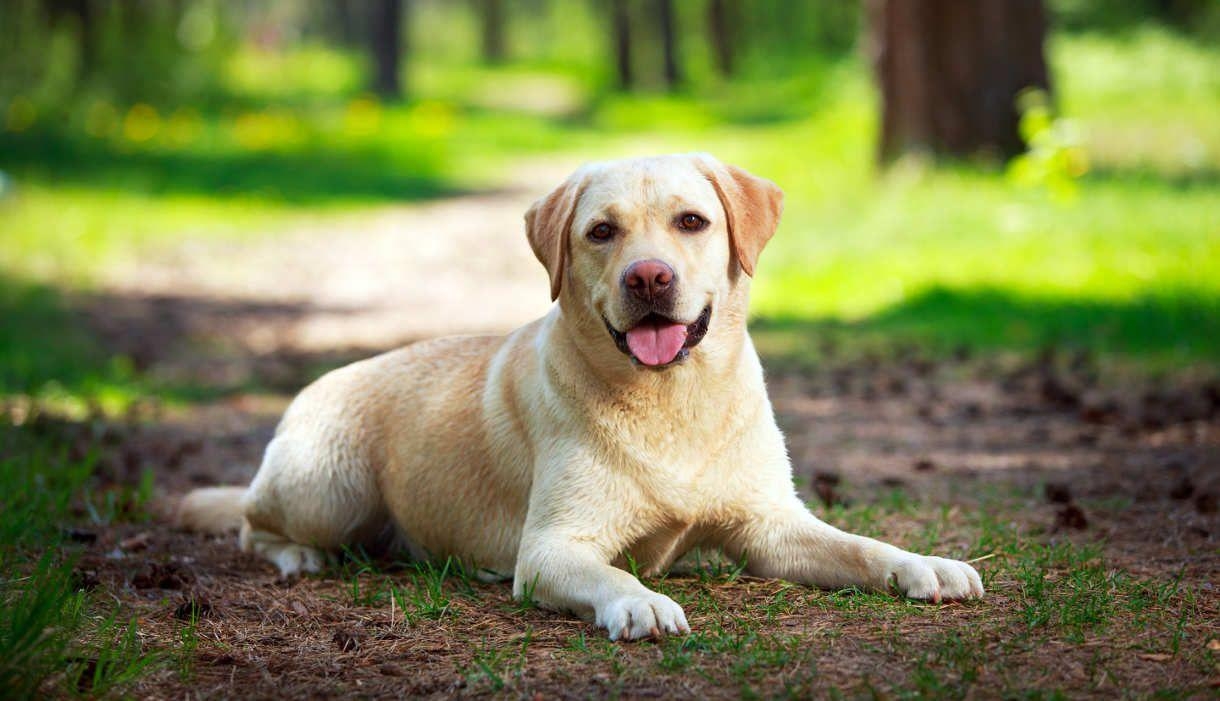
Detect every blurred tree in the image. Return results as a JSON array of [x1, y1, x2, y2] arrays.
[[369, 0, 406, 99], [867, 0, 1049, 162], [42, 0, 96, 82], [1050, 0, 1220, 36], [606, 0, 686, 92], [611, 0, 633, 90], [707, 0, 736, 77], [324, 1, 363, 47], [478, 0, 507, 64], [655, 0, 682, 88]]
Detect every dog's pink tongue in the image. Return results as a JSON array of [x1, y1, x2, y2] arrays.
[[625, 320, 687, 366]]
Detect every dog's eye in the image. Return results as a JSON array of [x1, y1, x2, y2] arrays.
[[588, 222, 616, 242], [677, 213, 708, 232]]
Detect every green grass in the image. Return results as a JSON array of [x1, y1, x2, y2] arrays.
[[575, 485, 1207, 698], [0, 275, 151, 416], [1, 28, 1215, 398], [0, 430, 159, 698], [0, 23, 1216, 697]]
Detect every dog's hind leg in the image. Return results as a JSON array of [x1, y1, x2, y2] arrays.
[[240, 431, 387, 578], [240, 524, 329, 576]]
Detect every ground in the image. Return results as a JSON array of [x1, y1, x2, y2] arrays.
[[2, 26, 1218, 699], [13, 180, 1216, 699]]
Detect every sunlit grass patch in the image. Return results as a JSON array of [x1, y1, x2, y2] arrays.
[[2, 31, 1215, 380], [0, 185, 296, 283], [1053, 27, 1220, 173]]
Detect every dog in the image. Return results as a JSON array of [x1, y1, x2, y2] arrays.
[[178, 153, 983, 641]]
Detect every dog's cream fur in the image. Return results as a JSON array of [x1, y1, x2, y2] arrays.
[[178, 154, 983, 641]]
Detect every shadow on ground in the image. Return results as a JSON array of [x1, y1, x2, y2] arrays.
[[754, 286, 1220, 369], [3, 269, 1218, 697], [0, 275, 410, 401], [1086, 163, 1220, 191], [6, 275, 1219, 405]]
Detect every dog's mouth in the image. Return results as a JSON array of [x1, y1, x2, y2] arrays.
[[604, 306, 712, 368]]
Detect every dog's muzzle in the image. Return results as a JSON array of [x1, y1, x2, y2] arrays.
[[604, 305, 712, 369]]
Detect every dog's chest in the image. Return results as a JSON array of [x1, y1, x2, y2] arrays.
[[615, 518, 702, 577], [588, 415, 747, 535], [595, 389, 747, 465]]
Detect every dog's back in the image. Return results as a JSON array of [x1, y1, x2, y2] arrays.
[[177, 331, 535, 575]]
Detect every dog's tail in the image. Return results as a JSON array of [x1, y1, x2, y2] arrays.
[[176, 486, 247, 535]]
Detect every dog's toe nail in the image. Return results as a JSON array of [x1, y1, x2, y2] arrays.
[[649, 626, 661, 639]]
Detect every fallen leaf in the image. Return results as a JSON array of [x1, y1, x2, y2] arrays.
[[119, 532, 152, 551], [1140, 653, 1172, 662]]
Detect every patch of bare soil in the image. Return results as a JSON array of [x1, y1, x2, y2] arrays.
[[46, 189, 1220, 697], [53, 350, 1219, 698], [94, 175, 562, 356]]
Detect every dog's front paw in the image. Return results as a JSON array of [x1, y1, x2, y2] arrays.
[[597, 591, 690, 641], [886, 553, 984, 602]]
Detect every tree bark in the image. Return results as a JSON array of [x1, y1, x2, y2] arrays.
[[656, 0, 682, 89], [479, 0, 507, 64], [44, 0, 96, 80], [611, 0, 633, 90], [329, 1, 362, 46], [707, 0, 734, 78], [369, 0, 405, 99], [867, 0, 1050, 163]]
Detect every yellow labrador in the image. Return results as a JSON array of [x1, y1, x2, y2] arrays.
[[179, 154, 983, 640]]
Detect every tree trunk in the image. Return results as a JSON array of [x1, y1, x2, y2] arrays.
[[329, 1, 361, 46], [44, 0, 96, 81], [611, 0, 633, 90], [479, 0, 507, 64], [656, 0, 682, 89], [369, 0, 405, 99], [707, 0, 734, 78], [867, 0, 1049, 163]]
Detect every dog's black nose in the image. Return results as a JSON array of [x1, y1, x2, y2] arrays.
[[623, 259, 675, 303]]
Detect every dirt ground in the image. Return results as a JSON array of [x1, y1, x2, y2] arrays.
[[46, 185, 1220, 698]]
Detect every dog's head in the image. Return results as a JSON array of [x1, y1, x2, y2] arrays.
[[525, 154, 783, 370]]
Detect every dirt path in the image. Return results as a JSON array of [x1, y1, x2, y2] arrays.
[[58, 164, 1220, 697], [98, 160, 573, 356], [80, 160, 572, 488]]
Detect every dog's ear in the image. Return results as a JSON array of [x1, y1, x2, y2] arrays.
[[693, 154, 784, 277], [525, 171, 588, 301]]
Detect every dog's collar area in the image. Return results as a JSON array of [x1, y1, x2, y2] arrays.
[[604, 305, 712, 369]]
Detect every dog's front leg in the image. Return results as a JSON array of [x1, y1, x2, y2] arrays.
[[512, 460, 690, 641], [724, 498, 984, 602], [515, 536, 689, 641]]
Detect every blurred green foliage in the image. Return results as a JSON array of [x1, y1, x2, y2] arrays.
[[1007, 89, 1088, 201], [0, 5, 1212, 694], [0, 1, 1217, 407], [1051, 0, 1220, 36]]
